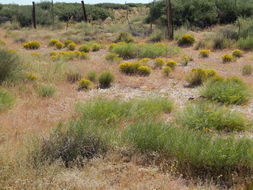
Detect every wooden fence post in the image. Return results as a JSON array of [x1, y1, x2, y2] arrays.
[[32, 1, 36, 29], [81, 1, 88, 22], [165, 0, 173, 39]]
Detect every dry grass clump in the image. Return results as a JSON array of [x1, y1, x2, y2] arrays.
[[242, 65, 252, 76], [50, 51, 88, 61]]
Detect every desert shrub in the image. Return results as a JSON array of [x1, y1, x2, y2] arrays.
[[98, 72, 114, 88], [186, 68, 218, 86], [232, 49, 243, 58], [150, 32, 164, 42], [0, 49, 21, 83], [86, 71, 97, 82], [49, 39, 60, 47], [116, 32, 134, 43], [0, 88, 14, 112], [119, 62, 139, 75], [66, 71, 82, 83], [50, 51, 89, 61], [26, 73, 38, 81], [23, 41, 40, 50], [194, 40, 208, 50], [166, 60, 177, 70], [76, 97, 173, 127], [123, 121, 253, 182], [237, 36, 253, 50], [64, 40, 73, 47], [105, 53, 122, 62], [55, 41, 64, 50], [177, 34, 195, 46], [178, 101, 250, 132], [78, 78, 93, 90], [111, 43, 137, 59], [242, 65, 252, 76], [37, 84, 56, 98], [138, 43, 178, 58], [222, 54, 233, 63], [162, 66, 172, 77], [137, 65, 151, 76], [199, 49, 211, 58], [211, 35, 232, 50], [201, 77, 252, 105], [79, 44, 91, 53], [30, 52, 41, 57], [67, 42, 77, 51], [138, 58, 151, 64], [154, 58, 165, 69], [111, 43, 180, 59], [180, 56, 191, 66], [90, 43, 101, 52], [33, 122, 108, 167]]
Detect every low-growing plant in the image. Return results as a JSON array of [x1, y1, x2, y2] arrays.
[[178, 101, 250, 132], [119, 62, 140, 75], [211, 35, 232, 50], [186, 68, 218, 86], [64, 40, 73, 47], [199, 49, 211, 58], [162, 66, 172, 77], [55, 41, 64, 50], [105, 53, 122, 62], [23, 41, 41, 50], [137, 65, 151, 76], [111, 43, 137, 59], [91, 43, 101, 52], [177, 34, 195, 46], [30, 52, 41, 57], [66, 71, 82, 83], [50, 51, 89, 61], [0, 88, 14, 112], [232, 49, 243, 58], [123, 121, 253, 182], [242, 65, 252, 76], [181, 56, 190, 66], [0, 49, 21, 83], [166, 60, 177, 70], [98, 72, 114, 88], [154, 58, 165, 69], [26, 73, 38, 81], [116, 32, 134, 43], [138, 58, 151, 64], [78, 78, 93, 90], [222, 54, 233, 63], [201, 77, 252, 105], [237, 36, 253, 50], [67, 42, 77, 51], [79, 44, 91, 53], [86, 71, 97, 82], [49, 39, 60, 47], [37, 84, 56, 97]]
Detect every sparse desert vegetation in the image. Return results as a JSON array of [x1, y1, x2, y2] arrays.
[[1, 1, 253, 190]]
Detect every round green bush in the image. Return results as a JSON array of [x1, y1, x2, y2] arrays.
[[99, 72, 114, 88], [201, 77, 252, 105], [79, 44, 91, 53]]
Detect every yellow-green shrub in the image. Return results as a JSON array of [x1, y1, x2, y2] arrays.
[[64, 40, 73, 47], [91, 43, 101, 52], [163, 66, 172, 77], [186, 68, 218, 86], [78, 78, 93, 90], [222, 54, 233, 63], [166, 60, 177, 70], [119, 62, 140, 75], [49, 39, 60, 47], [55, 41, 64, 50], [116, 32, 134, 43], [154, 58, 165, 69], [30, 52, 41, 57], [23, 41, 41, 50], [105, 53, 122, 62], [26, 73, 38, 81], [178, 34, 195, 46], [232, 49, 243, 58], [199, 49, 211, 58], [79, 44, 91, 52], [138, 58, 151, 64], [67, 42, 77, 51], [137, 65, 151, 76], [50, 51, 89, 61]]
